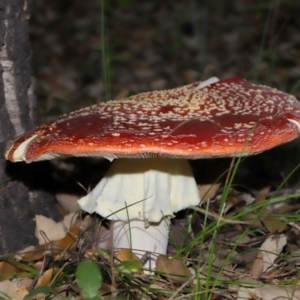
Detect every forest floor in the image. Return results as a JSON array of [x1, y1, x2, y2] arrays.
[[2, 1, 300, 299]]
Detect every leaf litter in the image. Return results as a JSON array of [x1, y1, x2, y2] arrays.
[[0, 184, 299, 299]]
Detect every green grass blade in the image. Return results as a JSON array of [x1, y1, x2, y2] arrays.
[[24, 286, 52, 299]]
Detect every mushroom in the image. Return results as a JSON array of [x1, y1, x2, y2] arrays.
[[5, 77, 300, 270]]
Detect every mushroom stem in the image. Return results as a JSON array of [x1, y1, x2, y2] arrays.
[[78, 158, 200, 269], [113, 218, 170, 270]]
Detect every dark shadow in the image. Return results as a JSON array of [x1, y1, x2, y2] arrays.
[[5, 157, 111, 196], [191, 139, 300, 190]]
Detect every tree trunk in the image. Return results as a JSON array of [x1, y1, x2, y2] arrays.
[[0, 0, 60, 254]]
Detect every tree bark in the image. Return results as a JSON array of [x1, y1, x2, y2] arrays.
[[0, 0, 60, 254]]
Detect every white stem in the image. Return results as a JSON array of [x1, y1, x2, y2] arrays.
[[78, 158, 200, 222], [113, 218, 170, 270], [77, 158, 201, 271]]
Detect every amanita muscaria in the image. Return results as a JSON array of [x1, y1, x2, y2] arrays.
[[5, 77, 300, 269]]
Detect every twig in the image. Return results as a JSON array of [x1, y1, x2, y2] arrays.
[[169, 274, 195, 300], [190, 206, 252, 225]]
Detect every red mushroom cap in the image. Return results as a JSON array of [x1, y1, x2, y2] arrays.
[[5, 77, 300, 163]]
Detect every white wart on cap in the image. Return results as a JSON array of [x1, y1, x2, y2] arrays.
[[5, 78, 300, 163]]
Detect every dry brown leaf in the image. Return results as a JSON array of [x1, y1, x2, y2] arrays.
[[254, 187, 287, 233], [21, 277, 33, 289], [250, 250, 264, 279], [241, 248, 258, 265], [34, 261, 45, 271], [63, 212, 77, 230], [36, 268, 59, 287], [116, 248, 141, 262], [265, 268, 281, 278], [155, 254, 191, 283], [52, 233, 75, 253], [251, 235, 285, 279], [258, 285, 300, 299], [53, 221, 80, 252], [35, 215, 66, 244], [115, 248, 143, 274], [85, 248, 99, 257], [0, 262, 20, 280], [56, 193, 79, 213], [225, 194, 239, 210], [236, 277, 259, 300], [262, 214, 287, 233], [262, 234, 286, 273], [255, 187, 271, 204], [248, 290, 261, 300], [223, 189, 255, 214], [21, 244, 48, 262], [99, 282, 113, 296], [198, 183, 221, 203], [0, 279, 29, 299], [15, 245, 36, 261], [22, 220, 81, 262]]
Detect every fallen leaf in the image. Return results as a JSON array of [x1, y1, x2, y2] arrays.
[[20, 220, 81, 262], [115, 249, 143, 274], [116, 248, 140, 262], [199, 183, 221, 203], [0, 261, 20, 280], [237, 286, 259, 300], [35, 215, 66, 244], [62, 212, 77, 230], [36, 268, 59, 287], [255, 187, 271, 204], [155, 254, 191, 283], [253, 187, 287, 233], [56, 193, 79, 213], [257, 285, 300, 299], [262, 214, 287, 233], [21, 277, 33, 289], [0, 279, 29, 300], [224, 194, 240, 212], [53, 221, 80, 253], [236, 276, 259, 300], [250, 250, 264, 279], [21, 245, 48, 262], [251, 234, 286, 278]]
